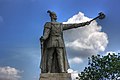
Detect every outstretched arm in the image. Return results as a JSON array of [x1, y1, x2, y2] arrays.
[[63, 21, 90, 30]]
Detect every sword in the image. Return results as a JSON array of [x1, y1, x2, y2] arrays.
[[40, 36, 44, 58], [39, 36, 44, 69]]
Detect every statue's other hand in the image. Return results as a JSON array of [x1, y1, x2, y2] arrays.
[[40, 36, 45, 42]]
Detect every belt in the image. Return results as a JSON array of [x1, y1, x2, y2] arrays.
[[51, 35, 61, 37]]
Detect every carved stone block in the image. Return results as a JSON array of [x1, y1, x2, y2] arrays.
[[39, 73, 71, 80]]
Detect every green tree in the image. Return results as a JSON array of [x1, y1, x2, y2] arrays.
[[77, 53, 120, 80]]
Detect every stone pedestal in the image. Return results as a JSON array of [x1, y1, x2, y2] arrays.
[[39, 73, 71, 80]]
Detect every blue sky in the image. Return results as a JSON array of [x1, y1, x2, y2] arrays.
[[0, 0, 120, 80]]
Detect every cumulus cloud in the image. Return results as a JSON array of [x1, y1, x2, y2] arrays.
[[69, 57, 83, 64], [63, 12, 108, 60], [67, 69, 79, 80], [0, 66, 21, 80], [0, 16, 3, 23]]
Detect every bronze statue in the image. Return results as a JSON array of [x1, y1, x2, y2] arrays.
[[40, 10, 105, 73]]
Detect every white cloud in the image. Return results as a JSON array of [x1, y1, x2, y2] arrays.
[[0, 16, 3, 23], [0, 66, 21, 80], [67, 69, 79, 80], [63, 12, 108, 59], [118, 77, 120, 79], [69, 57, 83, 64]]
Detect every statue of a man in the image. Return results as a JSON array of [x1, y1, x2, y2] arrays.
[[40, 10, 91, 73]]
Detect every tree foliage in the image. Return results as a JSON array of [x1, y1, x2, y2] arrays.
[[77, 53, 120, 80]]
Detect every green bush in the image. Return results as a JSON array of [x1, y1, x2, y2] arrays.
[[77, 53, 120, 80]]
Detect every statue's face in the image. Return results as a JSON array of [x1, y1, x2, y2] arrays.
[[51, 14, 57, 20]]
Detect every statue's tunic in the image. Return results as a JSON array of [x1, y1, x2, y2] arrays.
[[45, 22, 64, 48], [40, 22, 86, 73]]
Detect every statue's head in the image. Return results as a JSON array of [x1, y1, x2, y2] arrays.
[[47, 10, 57, 21]]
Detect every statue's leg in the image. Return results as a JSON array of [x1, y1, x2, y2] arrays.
[[56, 47, 65, 73], [47, 48, 55, 73]]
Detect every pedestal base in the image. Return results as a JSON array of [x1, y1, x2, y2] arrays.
[[39, 73, 72, 80]]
